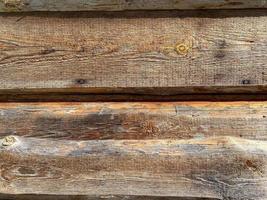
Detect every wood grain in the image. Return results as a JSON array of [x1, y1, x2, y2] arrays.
[[0, 11, 266, 95], [0, 136, 266, 199], [0, 102, 266, 140], [0, 0, 267, 12]]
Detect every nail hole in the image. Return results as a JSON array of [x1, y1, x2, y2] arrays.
[[75, 79, 87, 85], [242, 80, 251, 85]]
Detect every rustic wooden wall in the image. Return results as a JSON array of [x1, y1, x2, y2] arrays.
[[0, 4, 266, 200]]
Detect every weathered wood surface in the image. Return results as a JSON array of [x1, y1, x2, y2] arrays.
[[0, 195, 216, 200], [0, 195, 215, 200], [0, 0, 267, 12], [0, 102, 266, 140], [0, 11, 267, 95], [0, 136, 266, 199]]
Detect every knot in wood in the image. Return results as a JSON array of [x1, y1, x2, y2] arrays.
[[1, 0, 26, 10], [175, 43, 190, 55], [2, 135, 16, 146]]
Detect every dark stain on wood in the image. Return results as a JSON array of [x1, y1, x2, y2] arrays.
[[75, 79, 87, 85], [18, 166, 36, 175], [242, 80, 251, 85], [214, 40, 227, 59]]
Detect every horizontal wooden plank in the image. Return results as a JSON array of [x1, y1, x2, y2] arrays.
[[0, 136, 266, 199], [0, 195, 215, 200], [0, 102, 266, 140], [0, 0, 267, 12], [0, 11, 266, 95]]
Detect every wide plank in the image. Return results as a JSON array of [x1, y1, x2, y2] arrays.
[[0, 102, 266, 140], [0, 0, 267, 12], [0, 11, 266, 95], [0, 136, 266, 199]]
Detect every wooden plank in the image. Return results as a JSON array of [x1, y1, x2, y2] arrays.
[[0, 102, 266, 140], [0, 0, 267, 12], [0, 195, 215, 200], [0, 136, 266, 199], [0, 11, 266, 95]]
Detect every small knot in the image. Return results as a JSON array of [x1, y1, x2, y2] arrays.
[[2, 0, 25, 8], [175, 43, 190, 55], [2, 136, 16, 146]]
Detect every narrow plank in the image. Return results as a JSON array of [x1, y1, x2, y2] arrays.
[[0, 102, 266, 140], [0, 0, 267, 12], [0, 195, 215, 200], [0, 136, 266, 199], [0, 11, 267, 95]]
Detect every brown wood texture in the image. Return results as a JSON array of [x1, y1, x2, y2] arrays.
[[0, 136, 266, 199], [0, 102, 266, 140], [0, 10, 266, 96], [1, 0, 267, 12]]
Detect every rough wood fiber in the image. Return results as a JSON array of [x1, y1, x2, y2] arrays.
[[0, 11, 267, 95], [0, 136, 266, 199], [0, 102, 266, 140], [0, 0, 267, 12]]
